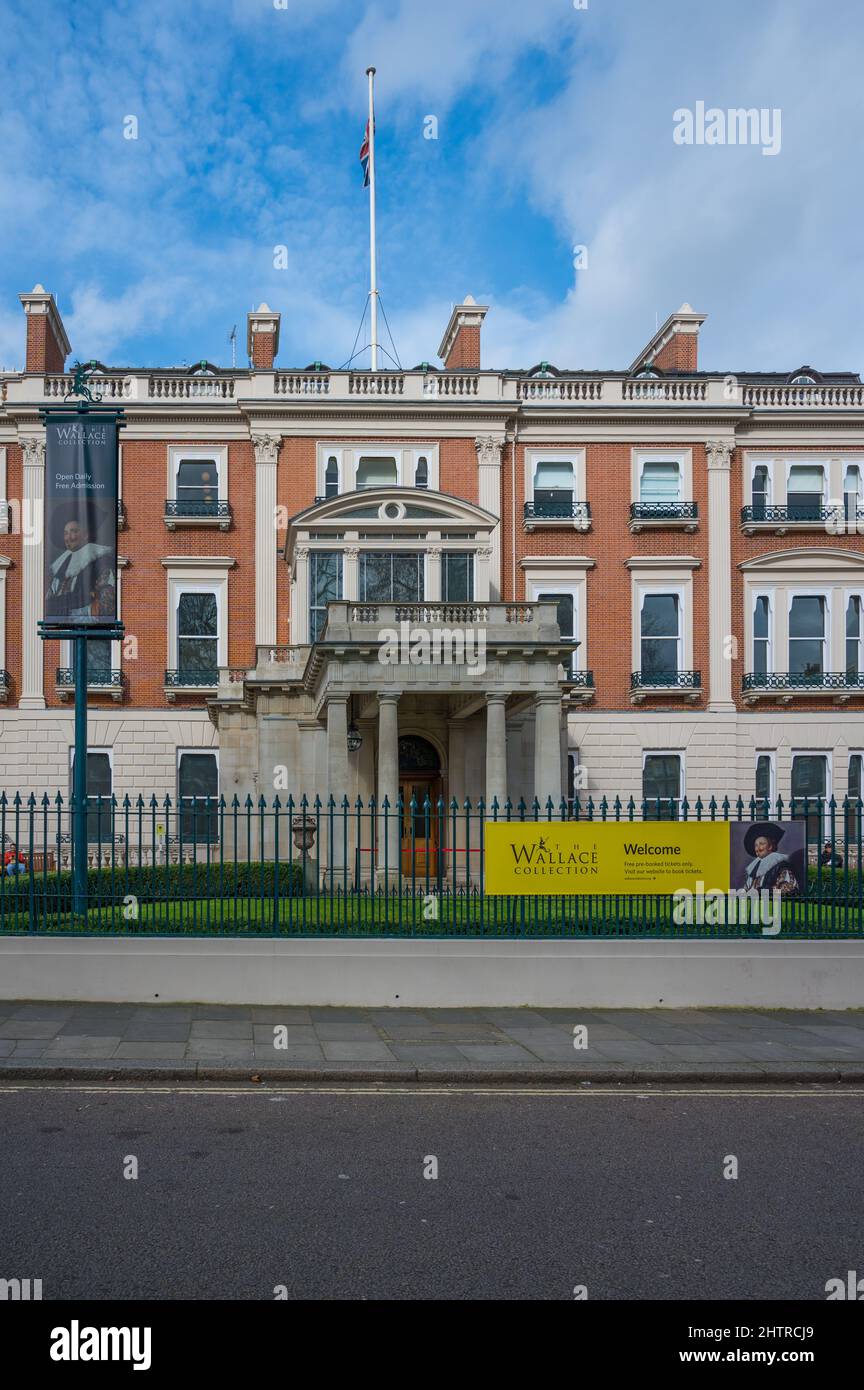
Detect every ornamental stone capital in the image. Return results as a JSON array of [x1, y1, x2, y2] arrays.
[[252, 432, 281, 464], [475, 435, 504, 469], [21, 436, 46, 469], [705, 438, 734, 471]]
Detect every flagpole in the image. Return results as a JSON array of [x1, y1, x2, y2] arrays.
[[366, 65, 378, 371]]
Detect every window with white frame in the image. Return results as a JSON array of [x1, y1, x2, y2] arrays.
[[69, 746, 113, 843], [177, 749, 219, 843], [844, 465, 862, 523], [309, 551, 342, 642], [535, 588, 578, 677], [360, 551, 424, 603], [533, 459, 574, 515], [640, 592, 681, 679], [169, 448, 226, 514], [642, 752, 683, 820], [755, 751, 776, 808], [324, 456, 339, 498], [415, 455, 429, 489], [789, 595, 827, 679], [752, 463, 771, 515], [442, 552, 473, 603], [847, 752, 863, 843], [787, 464, 824, 519], [846, 596, 863, 679], [176, 591, 219, 677], [753, 595, 772, 676], [356, 455, 398, 490], [640, 460, 681, 504]]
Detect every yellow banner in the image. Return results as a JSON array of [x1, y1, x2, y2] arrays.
[[484, 821, 731, 895]]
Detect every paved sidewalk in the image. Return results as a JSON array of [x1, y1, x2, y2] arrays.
[[2, 1002, 864, 1081]]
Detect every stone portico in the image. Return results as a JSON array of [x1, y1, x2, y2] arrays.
[[211, 599, 573, 875]]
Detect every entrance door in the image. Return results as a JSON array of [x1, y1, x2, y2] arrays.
[[397, 736, 443, 879]]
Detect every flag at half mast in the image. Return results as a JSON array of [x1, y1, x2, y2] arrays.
[[359, 119, 371, 186]]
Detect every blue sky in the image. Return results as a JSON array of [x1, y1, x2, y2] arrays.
[[0, 0, 862, 374]]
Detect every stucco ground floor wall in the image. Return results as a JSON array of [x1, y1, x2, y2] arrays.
[[566, 710, 864, 807], [0, 704, 862, 809], [0, 708, 217, 798], [1, 936, 862, 1009]]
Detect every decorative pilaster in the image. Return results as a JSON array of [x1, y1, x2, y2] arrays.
[[343, 546, 359, 603], [706, 438, 735, 713], [252, 433, 280, 648], [20, 435, 45, 708], [475, 436, 503, 599], [426, 545, 442, 601], [292, 545, 310, 644]]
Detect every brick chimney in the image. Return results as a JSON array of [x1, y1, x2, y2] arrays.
[[630, 303, 706, 374], [18, 284, 71, 374], [246, 302, 281, 369], [437, 296, 489, 370]]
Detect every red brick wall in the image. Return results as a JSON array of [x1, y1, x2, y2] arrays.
[[510, 440, 710, 711], [443, 325, 480, 370], [25, 315, 65, 374], [40, 440, 258, 708], [251, 332, 277, 369]]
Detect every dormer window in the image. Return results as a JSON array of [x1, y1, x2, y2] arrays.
[[790, 374, 816, 386]]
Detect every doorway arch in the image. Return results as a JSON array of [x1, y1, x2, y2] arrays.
[[398, 736, 443, 877]]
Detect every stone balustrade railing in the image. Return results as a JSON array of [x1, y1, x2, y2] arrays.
[[13, 374, 864, 411]]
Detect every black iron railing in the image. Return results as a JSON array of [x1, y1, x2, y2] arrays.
[[524, 499, 591, 522], [56, 668, 123, 690], [164, 669, 219, 688], [630, 502, 698, 522], [741, 504, 856, 525], [743, 672, 864, 692], [565, 669, 595, 688], [164, 499, 231, 519], [631, 670, 702, 690]]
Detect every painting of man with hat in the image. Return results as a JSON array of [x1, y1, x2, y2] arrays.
[[44, 502, 115, 621], [730, 820, 806, 896]]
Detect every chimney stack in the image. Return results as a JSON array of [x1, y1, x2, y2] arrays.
[[438, 295, 489, 370], [18, 284, 71, 374], [630, 303, 706, 374], [247, 302, 281, 369]]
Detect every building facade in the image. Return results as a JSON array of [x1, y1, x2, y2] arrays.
[[2, 285, 864, 846]]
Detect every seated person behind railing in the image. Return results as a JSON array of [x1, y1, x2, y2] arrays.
[[4, 846, 26, 875], [820, 840, 844, 868]]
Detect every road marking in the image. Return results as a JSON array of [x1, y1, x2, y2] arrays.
[[0, 1084, 862, 1098]]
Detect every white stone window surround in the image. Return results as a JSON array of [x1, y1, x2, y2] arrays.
[[161, 559, 233, 674], [631, 448, 692, 503], [167, 445, 229, 502], [627, 559, 699, 675], [749, 588, 776, 674], [316, 443, 439, 496], [0, 554, 10, 675], [68, 744, 113, 791], [522, 557, 594, 671], [787, 587, 831, 675], [524, 447, 586, 503], [641, 748, 685, 804], [743, 452, 864, 508]]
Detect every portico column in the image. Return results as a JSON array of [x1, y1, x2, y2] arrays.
[[20, 435, 45, 709], [485, 692, 508, 812], [326, 695, 349, 870], [534, 693, 563, 807], [252, 433, 280, 648], [447, 718, 466, 880], [377, 691, 401, 879], [706, 439, 735, 712]]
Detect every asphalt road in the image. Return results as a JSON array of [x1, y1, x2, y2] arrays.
[[1, 1083, 862, 1300]]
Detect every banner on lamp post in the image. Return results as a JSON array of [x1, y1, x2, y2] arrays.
[[42, 413, 120, 627]]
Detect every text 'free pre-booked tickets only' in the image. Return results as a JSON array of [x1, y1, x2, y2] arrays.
[[484, 821, 732, 895]]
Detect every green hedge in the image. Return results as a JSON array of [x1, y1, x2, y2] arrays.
[[0, 858, 304, 904]]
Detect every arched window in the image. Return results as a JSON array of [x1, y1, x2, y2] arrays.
[[790, 373, 816, 386], [325, 455, 339, 498], [752, 464, 770, 518], [415, 456, 428, 489]]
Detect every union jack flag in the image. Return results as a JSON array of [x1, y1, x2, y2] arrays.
[[359, 120, 371, 187]]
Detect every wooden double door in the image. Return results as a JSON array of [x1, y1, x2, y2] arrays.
[[399, 776, 443, 878]]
